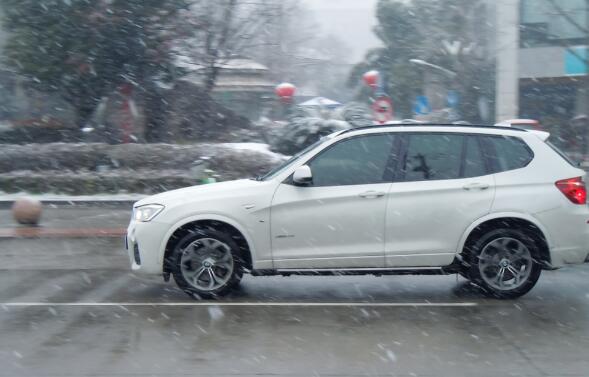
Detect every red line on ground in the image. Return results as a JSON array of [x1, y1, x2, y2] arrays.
[[0, 228, 126, 239]]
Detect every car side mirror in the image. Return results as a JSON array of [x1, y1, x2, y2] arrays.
[[292, 165, 312, 185]]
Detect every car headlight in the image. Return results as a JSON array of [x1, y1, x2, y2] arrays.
[[133, 204, 164, 222]]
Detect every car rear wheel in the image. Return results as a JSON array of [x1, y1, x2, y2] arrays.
[[171, 228, 243, 299], [466, 228, 542, 299]]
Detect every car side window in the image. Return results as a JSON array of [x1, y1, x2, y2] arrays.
[[308, 134, 396, 187], [403, 133, 463, 181], [462, 136, 487, 178], [480, 135, 533, 173]]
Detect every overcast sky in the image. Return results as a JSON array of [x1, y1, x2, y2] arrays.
[[303, 0, 381, 63]]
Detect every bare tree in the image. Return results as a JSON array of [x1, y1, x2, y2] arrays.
[[174, 0, 282, 92]]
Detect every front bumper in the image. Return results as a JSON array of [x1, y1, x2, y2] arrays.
[[125, 219, 170, 275]]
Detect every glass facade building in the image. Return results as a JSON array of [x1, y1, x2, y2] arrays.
[[518, 0, 589, 126]]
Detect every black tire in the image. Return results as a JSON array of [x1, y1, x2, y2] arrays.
[[464, 228, 542, 299], [170, 228, 244, 299]]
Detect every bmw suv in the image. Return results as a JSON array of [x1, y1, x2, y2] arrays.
[[126, 124, 589, 299]]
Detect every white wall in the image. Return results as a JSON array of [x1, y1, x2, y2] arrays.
[[495, 0, 520, 121]]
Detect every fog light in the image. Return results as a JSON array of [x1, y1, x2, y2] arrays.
[[133, 243, 141, 265]]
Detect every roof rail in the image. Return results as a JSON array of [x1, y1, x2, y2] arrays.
[[339, 123, 528, 135]]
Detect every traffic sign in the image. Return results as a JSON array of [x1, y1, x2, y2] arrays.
[[372, 96, 394, 124], [413, 95, 431, 115], [447, 90, 459, 108]]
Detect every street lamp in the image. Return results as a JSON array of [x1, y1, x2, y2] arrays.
[[409, 59, 457, 78]]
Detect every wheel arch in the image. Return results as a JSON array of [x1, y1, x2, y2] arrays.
[[457, 213, 553, 267], [159, 214, 255, 274]]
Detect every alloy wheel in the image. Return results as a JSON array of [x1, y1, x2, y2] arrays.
[[180, 238, 234, 292], [478, 237, 533, 291]]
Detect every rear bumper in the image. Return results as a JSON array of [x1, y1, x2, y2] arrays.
[[535, 205, 589, 268], [549, 247, 589, 267]]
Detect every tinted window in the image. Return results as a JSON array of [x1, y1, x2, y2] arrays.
[[308, 134, 395, 186], [481, 136, 533, 173], [463, 136, 487, 178], [403, 134, 463, 181]]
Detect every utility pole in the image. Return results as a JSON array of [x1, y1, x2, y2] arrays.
[[495, 0, 520, 121]]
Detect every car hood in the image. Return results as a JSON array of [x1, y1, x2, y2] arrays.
[[134, 179, 263, 207]]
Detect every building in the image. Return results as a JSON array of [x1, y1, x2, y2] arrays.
[[179, 57, 276, 122], [519, 0, 589, 125], [496, 0, 589, 125]]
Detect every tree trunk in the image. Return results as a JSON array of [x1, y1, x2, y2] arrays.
[[203, 0, 238, 93]]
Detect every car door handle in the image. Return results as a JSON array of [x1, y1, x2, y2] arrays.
[[463, 182, 490, 190], [358, 191, 386, 198]]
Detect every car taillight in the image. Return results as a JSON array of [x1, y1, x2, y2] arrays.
[[555, 177, 587, 204]]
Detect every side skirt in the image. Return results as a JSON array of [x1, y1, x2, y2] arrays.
[[251, 264, 462, 277]]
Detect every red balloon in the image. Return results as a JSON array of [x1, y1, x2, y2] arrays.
[[363, 70, 379, 88], [275, 83, 296, 102]]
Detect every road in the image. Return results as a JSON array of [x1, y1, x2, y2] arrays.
[[0, 205, 588, 376]]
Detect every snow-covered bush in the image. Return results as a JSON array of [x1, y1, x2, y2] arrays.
[[269, 102, 373, 155], [0, 143, 286, 194]]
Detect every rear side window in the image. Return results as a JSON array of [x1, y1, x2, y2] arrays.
[[403, 134, 463, 181], [463, 136, 487, 178], [400, 133, 488, 182], [480, 136, 533, 173]]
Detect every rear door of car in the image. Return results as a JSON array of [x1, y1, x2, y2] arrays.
[[384, 132, 496, 267]]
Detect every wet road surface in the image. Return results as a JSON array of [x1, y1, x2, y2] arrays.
[[1, 265, 588, 376], [0, 206, 589, 376]]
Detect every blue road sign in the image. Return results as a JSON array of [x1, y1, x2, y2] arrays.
[[413, 95, 431, 115], [447, 90, 459, 108]]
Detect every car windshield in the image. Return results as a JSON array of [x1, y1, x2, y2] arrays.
[[257, 137, 328, 181]]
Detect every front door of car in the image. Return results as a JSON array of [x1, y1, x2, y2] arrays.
[[270, 133, 398, 269], [385, 133, 495, 267]]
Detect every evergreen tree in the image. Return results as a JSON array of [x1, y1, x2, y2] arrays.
[[1, 0, 188, 128], [350, 0, 494, 122]]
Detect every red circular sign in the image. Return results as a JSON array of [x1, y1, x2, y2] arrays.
[[372, 96, 394, 124]]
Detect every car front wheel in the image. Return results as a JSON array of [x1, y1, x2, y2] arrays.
[[466, 228, 542, 299], [171, 228, 243, 299]]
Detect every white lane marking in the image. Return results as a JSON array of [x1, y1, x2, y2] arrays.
[[1, 302, 477, 307]]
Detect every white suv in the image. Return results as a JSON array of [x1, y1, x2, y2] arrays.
[[126, 124, 589, 299]]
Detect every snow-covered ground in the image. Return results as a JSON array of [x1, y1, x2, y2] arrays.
[[219, 143, 287, 160]]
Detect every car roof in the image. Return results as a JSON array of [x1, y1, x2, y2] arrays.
[[335, 123, 530, 138], [502, 119, 538, 124]]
